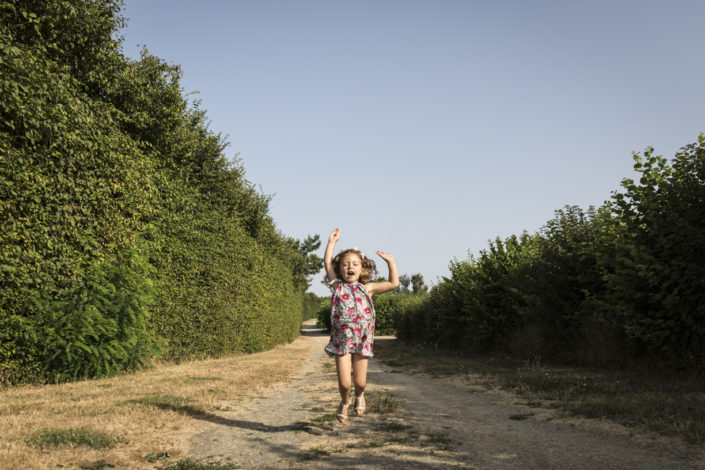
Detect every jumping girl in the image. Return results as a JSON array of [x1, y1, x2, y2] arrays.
[[323, 227, 399, 423]]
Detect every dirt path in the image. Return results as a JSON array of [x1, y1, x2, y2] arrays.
[[189, 321, 704, 469]]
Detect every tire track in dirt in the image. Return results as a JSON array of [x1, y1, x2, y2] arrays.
[[189, 321, 704, 469]]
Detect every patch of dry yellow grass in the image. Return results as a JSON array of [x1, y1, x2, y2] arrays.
[[0, 335, 313, 469]]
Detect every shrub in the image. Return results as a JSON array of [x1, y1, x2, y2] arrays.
[[608, 138, 705, 369]]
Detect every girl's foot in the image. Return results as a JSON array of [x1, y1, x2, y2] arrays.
[[354, 393, 366, 416], [336, 400, 351, 423]]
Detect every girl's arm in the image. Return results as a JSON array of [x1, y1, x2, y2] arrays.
[[366, 250, 399, 296], [324, 228, 340, 283]]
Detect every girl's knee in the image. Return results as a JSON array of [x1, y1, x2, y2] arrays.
[[338, 375, 352, 389], [353, 375, 367, 388]]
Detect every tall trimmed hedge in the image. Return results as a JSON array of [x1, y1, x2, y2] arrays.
[[1, 0, 316, 384]]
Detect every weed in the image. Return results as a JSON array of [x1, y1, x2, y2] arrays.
[[374, 420, 413, 432], [368, 393, 401, 414], [165, 459, 239, 470], [290, 413, 337, 432], [297, 446, 342, 461], [28, 428, 125, 449], [311, 413, 337, 423], [79, 460, 114, 470], [127, 395, 194, 408], [143, 451, 170, 462], [387, 430, 419, 445], [347, 440, 387, 449], [124, 394, 209, 417], [290, 421, 313, 432], [423, 433, 454, 451], [509, 413, 534, 421]]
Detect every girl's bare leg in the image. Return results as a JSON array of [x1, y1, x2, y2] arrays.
[[351, 353, 368, 393], [352, 354, 368, 413], [335, 354, 352, 404]]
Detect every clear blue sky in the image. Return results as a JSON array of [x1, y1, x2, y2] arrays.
[[120, 1, 704, 296]]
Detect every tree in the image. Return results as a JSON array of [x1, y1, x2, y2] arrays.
[[398, 274, 411, 293], [410, 274, 428, 295], [286, 234, 323, 290]]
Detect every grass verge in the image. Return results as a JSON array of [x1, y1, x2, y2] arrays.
[[0, 336, 313, 469], [374, 337, 705, 445]]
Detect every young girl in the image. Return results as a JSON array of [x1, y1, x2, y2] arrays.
[[323, 227, 399, 423]]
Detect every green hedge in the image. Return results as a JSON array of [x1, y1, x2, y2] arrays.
[[392, 137, 705, 372], [1, 0, 315, 384], [302, 293, 325, 322]]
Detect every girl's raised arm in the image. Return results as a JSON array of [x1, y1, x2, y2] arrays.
[[366, 250, 399, 296], [324, 228, 340, 283]]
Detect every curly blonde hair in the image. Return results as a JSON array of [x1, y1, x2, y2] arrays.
[[332, 248, 378, 283]]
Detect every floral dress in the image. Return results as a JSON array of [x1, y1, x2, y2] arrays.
[[324, 281, 375, 357]]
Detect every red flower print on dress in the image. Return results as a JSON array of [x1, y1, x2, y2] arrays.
[[324, 281, 376, 358]]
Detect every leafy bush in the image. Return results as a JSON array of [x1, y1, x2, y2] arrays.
[[608, 138, 705, 368], [371, 293, 425, 336], [392, 136, 705, 372], [514, 206, 624, 365]]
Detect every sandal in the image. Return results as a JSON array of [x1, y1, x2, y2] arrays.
[[354, 392, 366, 416], [337, 399, 352, 423]]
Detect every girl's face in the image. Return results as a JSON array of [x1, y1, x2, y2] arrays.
[[339, 253, 363, 283]]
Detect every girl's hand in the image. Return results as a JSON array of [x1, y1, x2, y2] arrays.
[[376, 250, 394, 263], [329, 228, 340, 243], [366, 250, 399, 296]]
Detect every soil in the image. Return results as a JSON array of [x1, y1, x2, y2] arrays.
[[189, 320, 705, 469]]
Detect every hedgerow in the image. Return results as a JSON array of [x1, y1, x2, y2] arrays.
[[1, 0, 319, 384], [393, 137, 705, 372]]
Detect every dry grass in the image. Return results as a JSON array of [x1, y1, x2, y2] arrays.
[[374, 337, 705, 445], [0, 336, 313, 470]]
